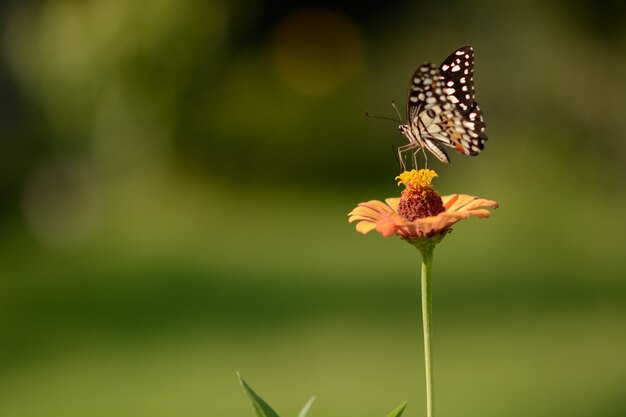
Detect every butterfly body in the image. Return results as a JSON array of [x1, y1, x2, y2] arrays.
[[398, 46, 487, 167]]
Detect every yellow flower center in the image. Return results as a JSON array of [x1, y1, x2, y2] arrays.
[[395, 169, 438, 189], [395, 169, 444, 221]]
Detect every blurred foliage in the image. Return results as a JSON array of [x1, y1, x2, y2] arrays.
[[0, 0, 625, 416]]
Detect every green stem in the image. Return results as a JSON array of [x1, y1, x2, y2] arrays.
[[420, 245, 435, 417]]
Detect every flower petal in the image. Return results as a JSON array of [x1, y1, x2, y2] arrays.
[[349, 193, 497, 239], [385, 198, 400, 213], [441, 194, 459, 209], [443, 194, 499, 213], [445, 194, 478, 212], [355, 221, 377, 234], [376, 220, 399, 237], [348, 206, 383, 223], [466, 208, 492, 218], [360, 200, 395, 214], [349, 199, 403, 237], [349, 200, 396, 223], [427, 212, 460, 231], [462, 198, 499, 211]]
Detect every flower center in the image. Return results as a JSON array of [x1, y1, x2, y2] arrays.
[[395, 169, 445, 221]]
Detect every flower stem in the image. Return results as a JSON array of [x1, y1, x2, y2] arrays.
[[419, 245, 435, 417]]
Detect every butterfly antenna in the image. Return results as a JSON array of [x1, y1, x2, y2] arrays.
[[364, 112, 401, 124], [391, 100, 403, 123]]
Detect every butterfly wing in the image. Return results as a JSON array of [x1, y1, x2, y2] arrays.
[[461, 101, 487, 155], [405, 63, 452, 163], [437, 45, 488, 155], [406, 63, 486, 163], [438, 45, 475, 114]]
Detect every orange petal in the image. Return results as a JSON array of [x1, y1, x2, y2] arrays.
[[350, 199, 397, 219], [446, 209, 470, 222], [376, 220, 398, 237], [355, 221, 377, 234], [446, 194, 478, 212], [442, 194, 459, 210], [462, 198, 499, 211], [385, 198, 400, 213], [430, 213, 459, 231], [467, 209, 492, 218], [348, 206, 385, 222], [397, 223, 418, 238], [360, 200, 395, 214]]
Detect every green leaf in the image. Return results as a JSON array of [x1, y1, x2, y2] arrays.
[[238, 373, 281, 417], [385, 402, 408, 417], [297, 396, 315, 417]]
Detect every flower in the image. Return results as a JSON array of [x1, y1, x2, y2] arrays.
[[395, 169, 445, 221], [348, 169, 498, 241]]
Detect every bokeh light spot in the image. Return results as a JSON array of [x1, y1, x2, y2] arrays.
[[22, 159, 101, 248], [271, 8, 365, 96]]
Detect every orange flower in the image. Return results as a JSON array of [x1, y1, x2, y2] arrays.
[[348, 170, 498, 240]]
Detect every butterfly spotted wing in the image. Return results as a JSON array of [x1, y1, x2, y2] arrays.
[[437, 45, 487, 152], [402, 46, 487, 163], [405, 63, 459, 163]]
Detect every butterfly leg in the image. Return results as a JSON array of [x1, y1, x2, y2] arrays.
[[412, 146, 427, 170], [421, 144, 429, 169], [414, 117, 431, 169], [397, 143, 418, 172]]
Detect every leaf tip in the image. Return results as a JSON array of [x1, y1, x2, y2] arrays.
[[385, 401, 408, 417], [298, 396, 315, 417]]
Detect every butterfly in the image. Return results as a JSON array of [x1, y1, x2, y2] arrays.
[[397, 45, 487, 168]]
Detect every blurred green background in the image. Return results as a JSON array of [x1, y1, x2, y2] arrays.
[[1, 0, 625, 416]]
